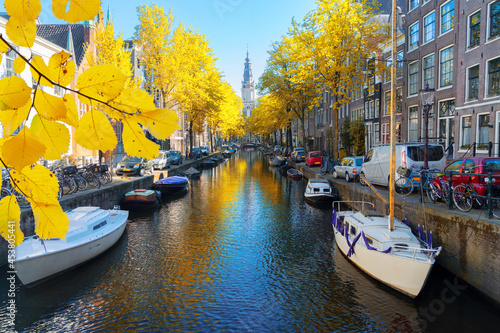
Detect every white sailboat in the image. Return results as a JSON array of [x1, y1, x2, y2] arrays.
[[331, 1, 442, 298], [15, 206, 129, 286]]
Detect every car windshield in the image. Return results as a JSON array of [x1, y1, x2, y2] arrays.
[[170, 151, 179, 156], [121, 156, 141, 163], [483, 159, 500, 172], [311, 152, 321, 157]]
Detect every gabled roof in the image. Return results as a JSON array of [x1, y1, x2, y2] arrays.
[[37, 24, 88, 67]]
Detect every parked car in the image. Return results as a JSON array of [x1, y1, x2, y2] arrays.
[[190, 148, 202, 159], [292, 148, 305, 163], [200, 145, 210, 156], [169, 150, 183, 165], [305, 151, 323, 167], [360, 143, 446, 187], [333, 156, 364, 181], [434, 157, 500, 197], [152, 151, 171, 170], [115, 155, 153, 176]]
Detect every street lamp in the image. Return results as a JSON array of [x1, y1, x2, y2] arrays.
[[419, 83, 435, 169]]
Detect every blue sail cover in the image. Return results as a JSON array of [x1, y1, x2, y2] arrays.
[[155, 176, 188, 185]]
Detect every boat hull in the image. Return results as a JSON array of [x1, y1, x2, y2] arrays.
[[152, 183, 188, 194], [304, 193, 335, 205], [334, 228, 434, 297], [120, 190, 161, 211], [15, 216, 127, 286]]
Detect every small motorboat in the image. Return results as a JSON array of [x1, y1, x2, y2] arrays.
[[182, 167, 201, 180], [304, 179, 337, 205], [332, 201, 441, 297], [287, 168, 303, 180], [152, 175, 189, 194], [119, 189, 161, 211], [15, 206, 129, 286], [201, 159, 218, 168], [279, 164, 293, 175]]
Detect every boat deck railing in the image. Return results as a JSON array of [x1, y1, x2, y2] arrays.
[[391, 245, 442, 262], [333, 201, 375, 212]]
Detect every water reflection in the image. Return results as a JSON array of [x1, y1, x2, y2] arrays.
[[0, 149, 498, 332]]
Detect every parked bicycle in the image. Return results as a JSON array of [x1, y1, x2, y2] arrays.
[[1, 171, 31, 208], [421, 170, 451, 204], [395, 165, 421, 196], [452, 175, 500, 219]]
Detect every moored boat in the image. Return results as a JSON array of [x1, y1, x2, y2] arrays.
[[332, 201, 441, 297], [152, 175, 189, 194], [14, 206, 129, 286], [119, 189, 161, 211], [287, 168, 303, 179], [304, 179, 336, 205], [182, 167, 201, 180]]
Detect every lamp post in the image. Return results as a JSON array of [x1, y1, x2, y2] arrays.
[[419, 83, 435, 169]]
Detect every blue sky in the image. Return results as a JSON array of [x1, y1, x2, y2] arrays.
[[4, 0, 317, 96]]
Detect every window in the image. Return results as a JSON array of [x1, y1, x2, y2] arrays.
[[489, 0, 500, 39], [396, 88, 403, 114], [397, 51, 403, 78], [461, 116, 472, 148], [409, 0, 419, 12], [469, 11, 481, 48], [409, 107, 419, 142], [467, 65, 479, 100], [439, 99, 455, 117], [385, 57, 392, 82], [374, 123, 380, 145], [487, 57, 500, 96], [441, 1, 455, 34], [440, 46, 454, 87], [409, 22, 419, 51], [409, 61, 419, 95], [424, 12, 435, 43], [478, 114, 490, 146], [421, 106, 434, 139], [423, 54, 435, 89], [385, 91, 391, 116], [375, 99, 379, 118], [382, 123, 390, 144], [4, 49, 17, 78], [369, 100, 374, 118], [365, 102, 369, 119]]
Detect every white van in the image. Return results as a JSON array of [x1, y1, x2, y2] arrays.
[[152, 151, 171, 170], [360, 143, 446, 187]]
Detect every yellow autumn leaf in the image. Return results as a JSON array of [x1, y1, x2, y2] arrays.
[[34, 90, 67, 120], [49, 51, 75, 86], [61, 94, 79, 127], [76, 65, 127, 104], [74, 109, 117, 151], [0, 195, 24, 247], [52, 0, 100, 24], [0, 76, 31, 110], [6, 17, 36, 48], [108, 88, 156, 114], [0, 98, 32, 137], [30, 55, 54, 88], [99, 103, 125, 121], [2, 127, 46, 171], [4, 0, 41, 22], [122, 120, 159, 159], [10, 165, 59, 206], [32, 203, 69, 240], [13, 56, 25, 73], [30, 115, 70, 160], [130, 108, 180, 140], [0, 38, 9, 53]]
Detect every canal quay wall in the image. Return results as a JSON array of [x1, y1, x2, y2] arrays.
[[293, 160, 500, 308], [0, 157, 207, 266]]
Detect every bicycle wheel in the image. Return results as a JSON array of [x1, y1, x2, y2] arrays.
[[1, 188, 12, 200], [92, 174, 101, 188], [99, 172, 111, 185], [425, 181, 439, 203], [60, 177, 77, 195], [13, 189, 30, 208], [395, 176, 414, 196], [453, 184, 473, 212], [73, 174, 88, 191]]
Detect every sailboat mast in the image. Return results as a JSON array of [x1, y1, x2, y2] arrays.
[[389, 0, 397, 231]]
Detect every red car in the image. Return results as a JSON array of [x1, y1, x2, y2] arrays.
[[434, 157, 500, 197], [305, 151, 323, 167]]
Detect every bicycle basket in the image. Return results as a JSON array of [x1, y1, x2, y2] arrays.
[[397, 166, 411, 177], [92, 165, 100, 173], [63, 166, 77, 175], [101, 165, 109, 172]]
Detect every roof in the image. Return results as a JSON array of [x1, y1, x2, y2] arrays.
[[37, 24, 88, 67]]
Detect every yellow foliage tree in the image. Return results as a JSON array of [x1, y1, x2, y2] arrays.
[[0, 0, 179, 245]]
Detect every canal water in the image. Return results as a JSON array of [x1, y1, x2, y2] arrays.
[[0, 149, 498, 332]]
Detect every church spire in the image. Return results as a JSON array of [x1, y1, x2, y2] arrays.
[[241, 48, 255, 117]]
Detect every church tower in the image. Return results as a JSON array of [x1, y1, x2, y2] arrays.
[[241, 49, 255, 117]]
